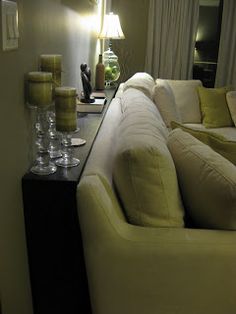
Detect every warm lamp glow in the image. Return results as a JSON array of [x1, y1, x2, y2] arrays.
[[98, 12, 125, 39]]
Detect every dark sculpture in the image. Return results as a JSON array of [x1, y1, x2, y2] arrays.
[[80, 63, 94, 103]]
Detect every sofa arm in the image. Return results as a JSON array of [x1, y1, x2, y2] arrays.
[[77, 174, 236, 314]]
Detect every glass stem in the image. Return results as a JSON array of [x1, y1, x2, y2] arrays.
[[61, 133, 73, 162], [47, 108, 62, 158]]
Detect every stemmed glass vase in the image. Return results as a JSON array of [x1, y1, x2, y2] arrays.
[[40, 55, 63, 159], [54, 87, 80, 168], [31, 107, 57, 175], [27, 71, 57, 175]]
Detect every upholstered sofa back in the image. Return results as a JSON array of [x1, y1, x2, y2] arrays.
[[81, 85, 185, 228], [76, 74, 236, 314], [80, 74, 236, 230]]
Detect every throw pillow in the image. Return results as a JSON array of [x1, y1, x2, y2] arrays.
[[226, 91, 236, 126], [167, 129, 236, 230], [171, 121, 236, 166], [197, 86, 233, 128], [164, 79, 202, 123], [123, 72, 155, 99], [113, 107, 185, 228], [153, 79, 182, 128]]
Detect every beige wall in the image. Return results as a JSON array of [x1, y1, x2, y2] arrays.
[[0, 1, 102, 313], [111, 0, 150, 81]]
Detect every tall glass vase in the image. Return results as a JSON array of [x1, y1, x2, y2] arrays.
[[27, 71, 57, 175], [55, 86, 80, 168], [31, 107, 57, 175]]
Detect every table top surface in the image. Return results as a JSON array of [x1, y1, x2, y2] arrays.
[[22, 87, 117, 183]]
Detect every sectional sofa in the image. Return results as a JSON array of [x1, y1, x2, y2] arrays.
[[76, 73, 236, 314]]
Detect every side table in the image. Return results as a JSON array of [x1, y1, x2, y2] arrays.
[[22, 87, 117, 314]]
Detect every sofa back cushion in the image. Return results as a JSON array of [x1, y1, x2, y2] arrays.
[[167, 79, 203, 123], [155, 79, 202, 124], [113, 92, 185, 228], [121, 88, 168, 139], [123, 72, 155, 99], [168, 129, 236, 230], [153, 79, 182, 128]]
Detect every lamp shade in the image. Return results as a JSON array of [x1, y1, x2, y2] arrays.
[[98, 12, 125, 39]]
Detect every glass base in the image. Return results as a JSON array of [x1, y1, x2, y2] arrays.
[[105, 81, 117, 89], [31, 162, 57, 175], [73, 127, 80, 134], [55, 156, 80, 168], [49, 150, 62, 159], [71, 138, 86, 146]]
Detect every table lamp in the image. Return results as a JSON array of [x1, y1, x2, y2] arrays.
[[98, 12, 125, 87]]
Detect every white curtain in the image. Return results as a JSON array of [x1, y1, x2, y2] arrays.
[[145, 0, 199, 80], [215, 0, 236, 88]]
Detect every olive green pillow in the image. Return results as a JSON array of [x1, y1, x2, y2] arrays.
[[168, 129, 236, 231], [197, 86, 233, 128], [171, 121, 236, 166], [226, 91, 236, 126]]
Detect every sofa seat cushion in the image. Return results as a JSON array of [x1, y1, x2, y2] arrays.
[[171, 121, 236, 166], [183, 123, 236, 141], [197, 86, 234, 128], [155, 79, 202, 123], [113, 97, 185, 228], [123, 72, 155, 99], [168, 129, 236, 230]]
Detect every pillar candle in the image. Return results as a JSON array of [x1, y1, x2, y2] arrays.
[[40, 54, 62, 87], [55, 87, 77, 132], [28, 71, 53, 107]]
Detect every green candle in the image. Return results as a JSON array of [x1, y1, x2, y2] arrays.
[[55, 87, 77, 132], [28, 71, 52, 107], [40, 54, 62, 87]]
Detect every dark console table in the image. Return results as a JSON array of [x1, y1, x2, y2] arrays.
[[22, 88, 117, 314]]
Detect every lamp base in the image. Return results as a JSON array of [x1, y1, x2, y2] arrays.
[[103, 47, 120, 86], [105, 80, 117, 89]]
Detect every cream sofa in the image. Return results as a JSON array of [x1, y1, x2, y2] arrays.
[[153, 78, 236, 141], [76, 74, 236, 314]]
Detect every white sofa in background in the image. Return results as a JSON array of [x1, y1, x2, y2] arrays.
[[153, 78, 236, 141]]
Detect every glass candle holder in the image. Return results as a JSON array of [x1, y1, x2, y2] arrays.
[[55, 87, 80, 167], [27, 71, 57, 175], [40, 55, 63, 155]]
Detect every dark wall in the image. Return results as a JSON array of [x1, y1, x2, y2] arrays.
[[0, 1, 101, 313], [111, 0, 150, 81]]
